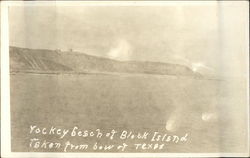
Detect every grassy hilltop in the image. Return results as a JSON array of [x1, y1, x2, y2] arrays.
[[10, 46, 200, 77]]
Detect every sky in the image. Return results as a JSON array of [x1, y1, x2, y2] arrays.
[[8, 2, 248, 77]]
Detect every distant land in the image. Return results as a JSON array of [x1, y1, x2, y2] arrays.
[[10, 46, 201, 77]]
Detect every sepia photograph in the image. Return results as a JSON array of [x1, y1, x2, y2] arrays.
[[1, 1, 249, 157]]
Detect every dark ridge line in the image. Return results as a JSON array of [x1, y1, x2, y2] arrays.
[[9, 46, 193, 69]]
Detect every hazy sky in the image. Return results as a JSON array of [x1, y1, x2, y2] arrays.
[[9, 2, 248, 77]]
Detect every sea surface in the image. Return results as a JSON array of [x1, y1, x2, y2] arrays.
[[10, 73, 248, 152]]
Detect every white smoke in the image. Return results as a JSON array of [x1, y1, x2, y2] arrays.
[[172, 55, 215, 75], [191, 62, 214, 72], [108, 39, 132, 61]]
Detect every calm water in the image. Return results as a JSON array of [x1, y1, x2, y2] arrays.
[[10, 73, 248, 152]]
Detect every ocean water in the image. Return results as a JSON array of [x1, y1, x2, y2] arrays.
[[10, 73, 248, 152]]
